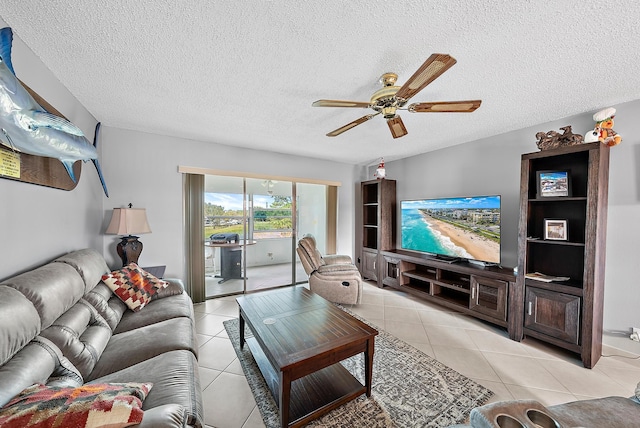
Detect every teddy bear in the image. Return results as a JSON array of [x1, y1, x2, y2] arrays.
[[588, 107, 622, 147]]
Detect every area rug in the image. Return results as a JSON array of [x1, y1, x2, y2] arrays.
[[224, 310, 492, 427]]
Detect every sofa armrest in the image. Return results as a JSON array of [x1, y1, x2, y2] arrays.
[[323, 254, 353, 265], [316, 264, 360, 274], [137, 404, 190, 428]]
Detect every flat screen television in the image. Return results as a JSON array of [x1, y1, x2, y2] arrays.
[[401, 195, 501, 265]]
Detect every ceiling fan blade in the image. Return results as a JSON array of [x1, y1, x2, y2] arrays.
[[394, 54, 457, 102], [312, 99, 371, 108], [408, 100, 482, 113], [326, 113, 379, 137], [387, 116, 408, 139]]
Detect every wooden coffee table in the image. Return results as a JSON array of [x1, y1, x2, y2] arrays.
[[236, 287, 378, 428]]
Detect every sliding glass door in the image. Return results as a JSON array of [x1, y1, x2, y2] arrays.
[[199, 174, 332, 299], [204, 176, 246, 297], [296, 181, 329, 257], [243, 178, 294, 292]]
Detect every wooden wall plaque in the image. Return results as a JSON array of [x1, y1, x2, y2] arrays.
[[0, 79, 85, 191], [0, 144, 81, 190]]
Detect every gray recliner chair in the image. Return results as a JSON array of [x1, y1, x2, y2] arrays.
[[296, 235, 363, 305], [449, 381, 640, 428]]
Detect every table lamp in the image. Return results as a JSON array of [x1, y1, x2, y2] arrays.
[[105, 204, 151, 266]]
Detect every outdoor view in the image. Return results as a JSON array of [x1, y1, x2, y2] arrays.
[[204, 193, 293, 240]]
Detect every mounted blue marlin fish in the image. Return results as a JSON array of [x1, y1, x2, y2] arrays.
[[0, 27, 108, 197]]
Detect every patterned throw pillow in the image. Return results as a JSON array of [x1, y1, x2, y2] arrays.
[[0, 382, 152, 428], [101, 263, 169, 311]]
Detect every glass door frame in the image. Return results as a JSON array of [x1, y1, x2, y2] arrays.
[[181, 167, 340, 303]]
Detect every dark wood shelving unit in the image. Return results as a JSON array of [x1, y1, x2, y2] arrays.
[[359, 179, 396, 286], [517, 142, 610, 368]]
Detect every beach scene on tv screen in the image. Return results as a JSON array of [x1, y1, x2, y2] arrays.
[[401, 196, 501, 263]]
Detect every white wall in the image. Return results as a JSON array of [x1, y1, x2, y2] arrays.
[[383, 99, 640, 341], [0, 19, 103, 281], [99, 126, 358, 279]]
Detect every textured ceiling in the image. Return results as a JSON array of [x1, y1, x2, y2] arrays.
[[1, 1, 639, 165]]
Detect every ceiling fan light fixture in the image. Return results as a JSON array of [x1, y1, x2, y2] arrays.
[[381, 106, 397, 119], [312, 53, 480, 138]]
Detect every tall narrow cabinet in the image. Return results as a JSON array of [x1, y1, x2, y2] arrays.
[[517, 142, 609, 368], [360, 179, 396, 287]]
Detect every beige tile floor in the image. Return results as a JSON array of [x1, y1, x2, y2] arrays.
[[194, 282, 640, 428], [205, 262, 308, 298]]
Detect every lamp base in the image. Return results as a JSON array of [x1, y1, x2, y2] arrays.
[[117, 235, 144, 266]]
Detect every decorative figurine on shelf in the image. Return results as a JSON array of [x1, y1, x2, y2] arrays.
[[374, 157, 386, 179], [590, 107, 622, 147], [535, 125, 583, 150], [584, 128, 600, 143]]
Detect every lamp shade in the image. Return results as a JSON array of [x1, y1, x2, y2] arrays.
[[105, 208, 151, 236]]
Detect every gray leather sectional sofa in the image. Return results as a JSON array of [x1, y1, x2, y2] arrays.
[[0, 248, 203, 427]]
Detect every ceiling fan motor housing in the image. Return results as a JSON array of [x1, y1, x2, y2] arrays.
[[371, 84, 401, 118]]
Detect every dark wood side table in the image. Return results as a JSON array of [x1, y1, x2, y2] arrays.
[[142, 265, 166, 278]]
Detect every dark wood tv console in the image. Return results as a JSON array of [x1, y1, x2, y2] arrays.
[[380, 249, 519, 340]]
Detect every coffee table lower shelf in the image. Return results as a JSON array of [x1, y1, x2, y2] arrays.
[[246, 337, 366, 427]]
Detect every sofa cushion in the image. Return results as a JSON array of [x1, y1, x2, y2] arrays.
[[114, 292, 194, 334], [35, 336, 84, 389], [54, 248, 110, 294], [87, 317, 197, 381], [0, 336, 83, 409], [102, 263, 169, 312], [0, 382, 152, 428], [0, 286, 41, 366], [2, 263, 85, 329], [84, 283, 128, 331], [39, 300, 113, 380], [298, 236, 325, 269], [90, 350, 203, 428], [323, 254, 354, 264]]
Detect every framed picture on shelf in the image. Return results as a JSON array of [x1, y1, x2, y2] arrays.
[[537, 170, 571, 198], [544, 219, 568, 240]]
